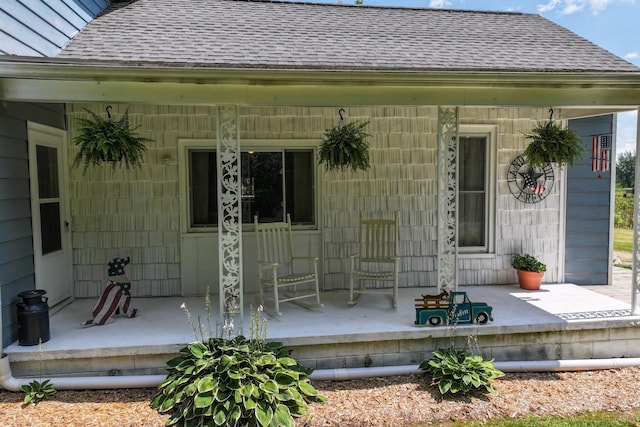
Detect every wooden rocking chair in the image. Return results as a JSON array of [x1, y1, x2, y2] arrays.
[[348, 212, 400, 308], [254, 214, 322, 315]]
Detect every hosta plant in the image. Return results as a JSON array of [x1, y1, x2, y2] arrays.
[[151, 336, 325, 427], [22, 379, 56, 405], [420, 347, 504, 395], [318, 120, 371, 172]]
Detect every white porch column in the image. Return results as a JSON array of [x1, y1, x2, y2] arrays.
[[437, 106, 459, 292], [633, 107, 640, 315], [216, 105, 243, 320]]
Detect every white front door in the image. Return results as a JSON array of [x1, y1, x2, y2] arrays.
[[27, 122, 73, 307]]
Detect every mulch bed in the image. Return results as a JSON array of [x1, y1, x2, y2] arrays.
[[1, 367, 640, 426]]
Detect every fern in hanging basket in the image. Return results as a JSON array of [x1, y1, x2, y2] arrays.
[[72, 107, 150, 174], [318, 120, 371, 172], [523, 120, 586, 169]]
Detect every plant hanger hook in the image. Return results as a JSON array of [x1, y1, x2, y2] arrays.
[[337, 108, 346, 129], [549, 108, 554, 121], [106, 105, 113, 119]]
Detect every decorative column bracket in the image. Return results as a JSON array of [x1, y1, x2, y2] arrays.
[[437, 106, 459, 293], [217, 105, 243, 321]]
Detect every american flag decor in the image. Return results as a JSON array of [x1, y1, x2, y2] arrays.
[[523, 172, 545, 195], [592, 135, 611, 172]]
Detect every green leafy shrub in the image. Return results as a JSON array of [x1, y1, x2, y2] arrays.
[[318, 120, 371, 172], [22, 379, 56, 405], [511, 254, 546, 273], [420, 347, 504, 395], [151, 336, 325, 427], [614, 192, 634, 229], [72, 107, 150, 173], [523, 120, 586, 169]]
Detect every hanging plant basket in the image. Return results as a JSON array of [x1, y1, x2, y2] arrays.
[[72, 106, 150, 174], [523, 113, 586, 169], [318, 109, 371, 172]]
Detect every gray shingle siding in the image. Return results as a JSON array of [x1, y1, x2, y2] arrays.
[[0, 101, 65, 348], [0, 0, 109, 56], [57, 0, 639, 73]]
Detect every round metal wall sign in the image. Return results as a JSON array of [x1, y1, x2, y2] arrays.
[[507, 154, 554, 204]]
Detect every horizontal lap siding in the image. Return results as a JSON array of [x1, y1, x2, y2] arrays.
[[564, 115, 613, 286], [0, 0, 107, 56], [0, 101, 65, 347]]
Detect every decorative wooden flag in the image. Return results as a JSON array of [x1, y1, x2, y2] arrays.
[[522, 170, 545, 195], [591, 135, 611, 172]]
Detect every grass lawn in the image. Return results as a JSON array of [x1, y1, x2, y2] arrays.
[[614, 228, 634, 254], [433, 411, 640, 426]]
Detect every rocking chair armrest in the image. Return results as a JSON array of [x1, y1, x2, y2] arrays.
[[258, 261, 280, 271], [291, 256, 318, 262], [349, 254, 361, 271]]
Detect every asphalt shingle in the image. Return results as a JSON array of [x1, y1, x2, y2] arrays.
[[57, 0, 640, 73]]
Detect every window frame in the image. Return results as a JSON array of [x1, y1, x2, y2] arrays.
[[457, 125, 497, 256], [178, 139, 319, 234]]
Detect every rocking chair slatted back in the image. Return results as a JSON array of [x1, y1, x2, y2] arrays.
[[361, 216, 398, 262], [256, 219, 293, 268]]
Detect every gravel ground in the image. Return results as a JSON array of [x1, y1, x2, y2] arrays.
[[1, 367, 640, 426]]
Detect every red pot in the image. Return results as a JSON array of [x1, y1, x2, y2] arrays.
[[517, 270, 544, 290]]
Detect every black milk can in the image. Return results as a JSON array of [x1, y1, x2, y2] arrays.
[[16, 289, 50, 346]]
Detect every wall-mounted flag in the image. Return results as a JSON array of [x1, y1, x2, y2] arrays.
[[591, 135, 611, 172]]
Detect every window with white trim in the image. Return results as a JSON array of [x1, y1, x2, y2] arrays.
[[187, 148, 315, 229], [457, 126, 496, 254]]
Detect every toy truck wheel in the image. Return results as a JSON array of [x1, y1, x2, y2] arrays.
[[428, 316, 442, 326], [475, 312, 489, 324]]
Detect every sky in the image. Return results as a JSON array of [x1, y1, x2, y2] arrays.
[[296, 0, 640, 159]]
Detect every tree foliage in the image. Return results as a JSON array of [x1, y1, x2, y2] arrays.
[[616, 151, 636, 188]]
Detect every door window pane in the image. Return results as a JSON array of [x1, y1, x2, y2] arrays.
[[40, 202, 62, 254], [36, 145, 59, 199]]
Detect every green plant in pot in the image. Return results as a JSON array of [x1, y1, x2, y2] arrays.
[[523, 117, 586, 169], [72, 106, 150, 174], [318, 109, 371, 172], [511, 253, 546, 290]]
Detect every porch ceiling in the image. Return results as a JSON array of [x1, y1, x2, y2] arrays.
[[0, 57, 639, 116]]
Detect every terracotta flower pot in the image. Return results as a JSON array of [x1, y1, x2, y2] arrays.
[[517, 270, 544, 290]]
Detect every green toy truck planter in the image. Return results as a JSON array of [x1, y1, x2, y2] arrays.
[[414, 291, 493, 326]]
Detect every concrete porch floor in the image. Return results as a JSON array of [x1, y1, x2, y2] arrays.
[[5, 268, 640, 377]]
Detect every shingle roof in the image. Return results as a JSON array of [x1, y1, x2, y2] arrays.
[[56, 0, 639, 73]]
